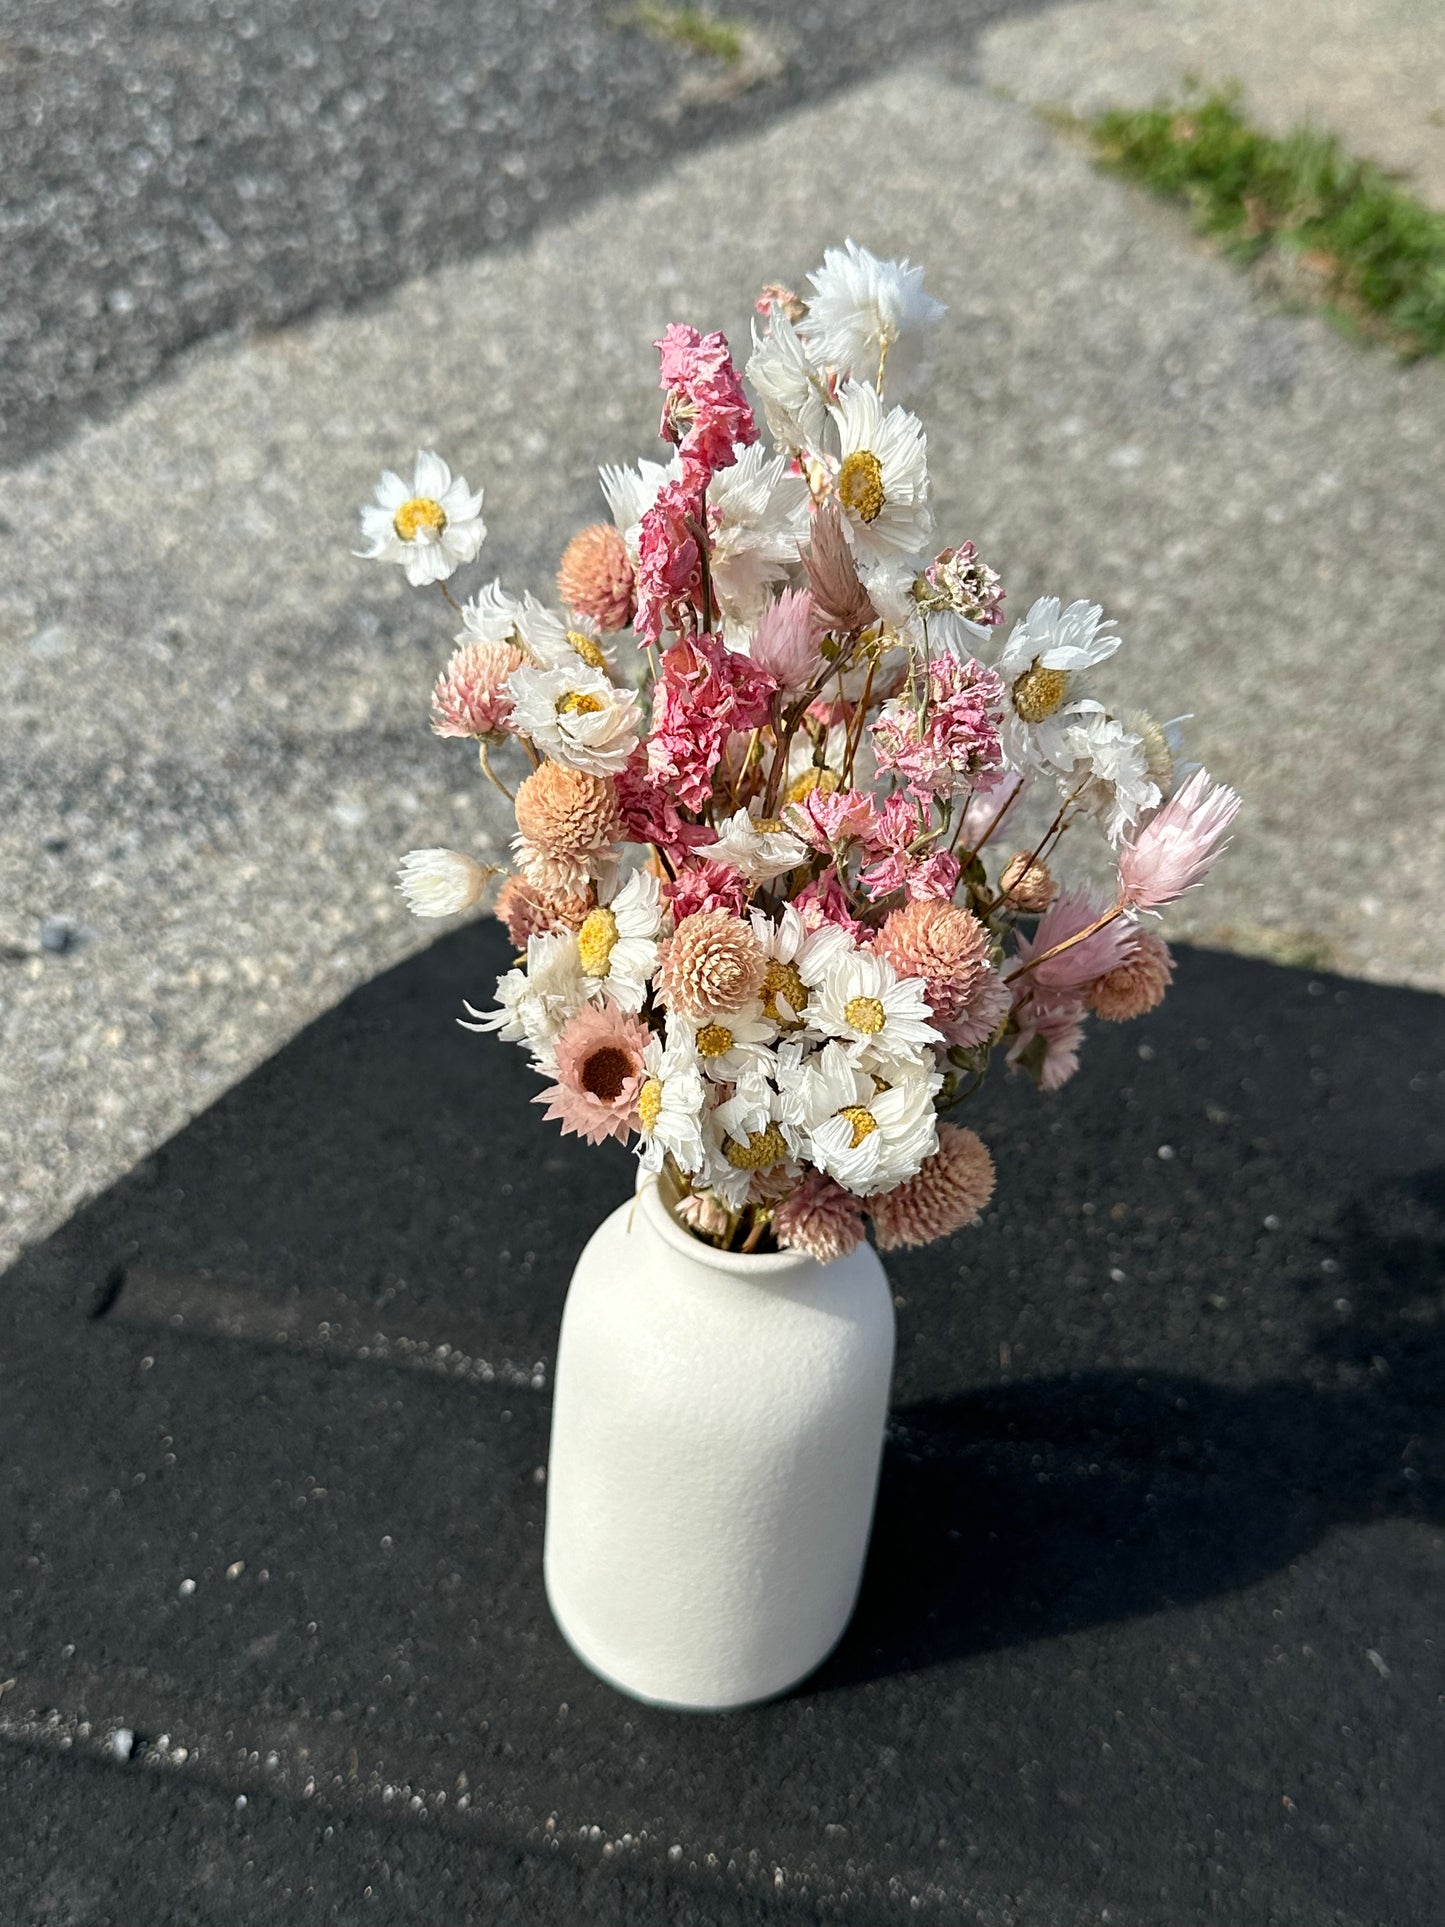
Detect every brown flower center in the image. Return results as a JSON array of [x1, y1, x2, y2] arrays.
[[837, 449, 886, 524], [760, 959, 808, 1025], [393, 496, 448, 542], [724, 1124, 789, 1170], [695, 1023, 735, 1059], [837, 1105, 879, 1149], [580, 1045, 634, 1102], [844, 994, 887, 1035], [637, 1076, 665, 1132], [1012, 663, 1069, 723], [576, 906, 619, 976]]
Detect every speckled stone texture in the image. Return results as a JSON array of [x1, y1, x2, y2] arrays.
[[2, 926, 1442, 1924]]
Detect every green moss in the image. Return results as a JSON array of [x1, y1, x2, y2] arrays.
[[625, 3, 745, 62], [1086, 88, 1445, 358]]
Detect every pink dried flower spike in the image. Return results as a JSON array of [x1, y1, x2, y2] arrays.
[[1118, 767, 1241, 914]]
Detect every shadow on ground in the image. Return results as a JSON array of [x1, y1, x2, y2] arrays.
[[3, 920, 1443, 1925]]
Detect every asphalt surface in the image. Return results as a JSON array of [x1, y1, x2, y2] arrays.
[[0, 0, 1036, 468], [3, 926, 1443, 1925]]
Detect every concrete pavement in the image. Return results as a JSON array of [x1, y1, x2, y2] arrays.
[[3, 52, 1443, 1279]]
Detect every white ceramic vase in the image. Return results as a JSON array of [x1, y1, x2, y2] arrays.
[[543, 1176, 896, 1711]]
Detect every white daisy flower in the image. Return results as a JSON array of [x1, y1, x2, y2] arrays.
[[828, 381, 933, 568], [514, 595, 616, 674], [459, 929, 584, 1072], [1053, 710, 1161, 844], [456, 578, 523, 646], [636, 1034, 709, 1176], [505, 660, 642, 778], [810, 943, 941, 1065], [669, 1002, 777, 1084], [751, 903, 853, 1029], [799, 241, 946, 392], [396, 848, 493, 919], [701, 808, 809, 886], [574, 870, 663, 1013], [357, 450, 486, 587], [598, 454, 680, 561], [707, 442, 812, 633], [703, 1070, 802, 1209], [746, 306, 831, 454], [783, 1040, 941, 1197], [996, 596, 1121, 775]]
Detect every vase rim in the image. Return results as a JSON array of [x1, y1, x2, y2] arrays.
[[634, 1173, 819, 1278]]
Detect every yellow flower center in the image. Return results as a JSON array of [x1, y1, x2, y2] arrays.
[[567, 630, 609, 671], [785, 766, 841, 804], [751, 817, 786, 835], [837, 1105, 879, 1149], [844, 994, 887, 1035], [837, 449, 886, 524], [1012, 663, 1070, 723], [760, 959, 808, 1025], [393, 496, 448, 542], [557, 690, 606, 717], [724, 1124, 789, 1170], [638, 1076, 665, 1133], [577, 905, 619, 976], [695, 1022, 735, 1058]]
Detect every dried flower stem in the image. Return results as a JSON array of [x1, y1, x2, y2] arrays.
[[1005, 900, 1124, 983], [478, 742, 515, 801]]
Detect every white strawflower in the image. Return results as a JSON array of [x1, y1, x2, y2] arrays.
[[828, 381, 933, 567], [1055, 710, 1162, 844], [746, 306, 830, 454], [396, 848, 493, 919], [783, 1040, 941, 1196], [456, 578, 523, 645], [574, 869, 663, 1013], [459, 929, 584, 1071], [505, 661, 642, 778], [751, 904, 853, 1029], [799, 241, 945, 390], [703, 1070, 802, 1209], [810, 943, 941, 1066], [598, 454, 679, 560], [702, 808, 809, 886], [356, 450, 486, 587], [668, 1002, 777, 1084], [514, 595, 615, 674], [707, 442, 811, 632], [636, 1035, 708, 1176], [996, 596, 1121, 775]]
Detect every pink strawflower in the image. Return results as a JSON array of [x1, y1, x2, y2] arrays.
[[784, 784, 876, 855], [749, 588, 823, 691], [635, 479, 705, 644], [494, 876, 590, 946], [557, 523, 635, 633], [1013, 887, 1136, 994], [655, 322, 757, 488], [647, 631, 777, 810], [1088, 930, 1175, 1021], [870, 1125, 996, 1251], [870, 655, 1005, 799], [678, 1189, 731, 1241], [536, 1002, 650, 1146], [664, 860, 752, 923], [803, 497, 874, 634], [1007, 987, 1087, 1092], [774, 1172, 866, 1264], [430, 639, 524, 743], [1118, 767, 1241, 913]]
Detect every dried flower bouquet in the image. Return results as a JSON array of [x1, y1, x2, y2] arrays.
[[359, 242, 1240, 1260]]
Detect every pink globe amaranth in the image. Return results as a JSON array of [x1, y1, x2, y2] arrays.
[[773, 1172, 866, 1264], [557, 523, 636, 634], [869, 1126, 996, 1251], [1087, 930, 1174, 1020]]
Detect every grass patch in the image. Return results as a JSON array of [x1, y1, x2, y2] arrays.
[[1086, 88, 1445, 357], [624, 3, 745, 62]]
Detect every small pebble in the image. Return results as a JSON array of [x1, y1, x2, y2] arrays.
[[178, 1578, 196, 1597], [1157, 1144, 1175, 1161], [225, 1561, 245, 1581], [112, 1728, 134, 1763]]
